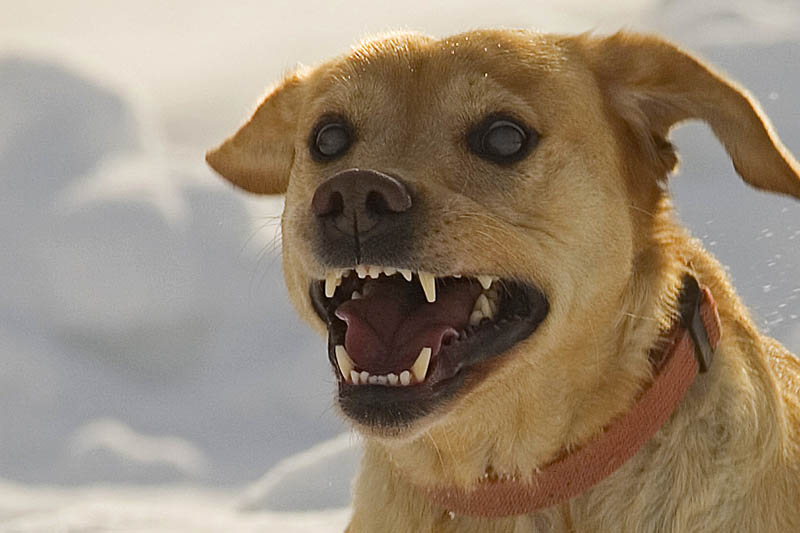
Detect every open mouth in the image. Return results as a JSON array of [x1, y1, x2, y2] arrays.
[[310, 265, 549, 429]]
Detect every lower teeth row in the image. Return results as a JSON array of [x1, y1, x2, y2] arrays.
[[352, 370, 411, 386], [335, 345, 431, 386]]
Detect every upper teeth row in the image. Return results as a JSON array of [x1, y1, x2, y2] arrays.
[[324, 266, 498, 303]]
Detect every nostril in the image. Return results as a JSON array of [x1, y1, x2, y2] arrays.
[[312, 188, 344, 217], [327, 191, 344, 216], [365, 190, 391, 216]]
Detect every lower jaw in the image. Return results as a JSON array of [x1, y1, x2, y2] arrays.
[[336, 366, 467, 434], [331, 299, 548, 432]]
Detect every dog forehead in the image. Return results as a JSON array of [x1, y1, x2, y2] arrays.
[[305, 30, 584, 119], [342, 29, 571, 69]]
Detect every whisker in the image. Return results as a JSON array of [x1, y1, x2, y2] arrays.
[[426, 430, 446, 473], [628, 204, 657, 218]]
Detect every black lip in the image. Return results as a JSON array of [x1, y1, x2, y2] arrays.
[[310, 275, 549, 431]]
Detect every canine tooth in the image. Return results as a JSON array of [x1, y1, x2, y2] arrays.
[[412, 347, 432, 382], [419, 272, 436, 303], [453, 274, 462, 278], [351, 291, 362, 300], [360, 371, 370, 383], [356, 264, 368, 278], [471, 294, 482, 313], [368, 265, 381, 279], [335, 345, 354, 378], [470, 310, 484, 326], [477, 275, 494, 290], [350, 370, 360, 384], [387, 373, 398, 385], [476, 294, 491, 316], [399, 268, 412, 281], [325, 271, 339, 298], [383, 266, 397, 276], [400, 370, 411, 386]]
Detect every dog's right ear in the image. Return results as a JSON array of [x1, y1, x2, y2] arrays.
[[579, 32, 800, 200], [206, 69, 308, 194]]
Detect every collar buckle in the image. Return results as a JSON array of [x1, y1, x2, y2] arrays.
[[678, 275, 714, 373]]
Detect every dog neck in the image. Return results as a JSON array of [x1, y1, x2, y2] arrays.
[[412, 275, 721, 517]]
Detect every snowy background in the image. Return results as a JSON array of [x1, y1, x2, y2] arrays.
[[1, 1, 799, 530]]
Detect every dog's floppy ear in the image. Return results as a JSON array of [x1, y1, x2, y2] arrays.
[[206, 69, 309, 194], [580, 32, 800, 199]]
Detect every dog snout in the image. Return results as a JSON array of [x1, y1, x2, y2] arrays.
[[312, 168, 412, 239]]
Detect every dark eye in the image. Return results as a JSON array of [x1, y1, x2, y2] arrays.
[[468, 116, 537, 164], [311, 120, 351, 161]]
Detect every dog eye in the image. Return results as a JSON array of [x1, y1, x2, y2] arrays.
[[468, 116, 537, 164], [483, 121, 525, 155], [311, 122, 351, 160]]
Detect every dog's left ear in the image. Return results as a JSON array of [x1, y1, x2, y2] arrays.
[[579, 32, 800, 199], [206, 68, 309, 194]]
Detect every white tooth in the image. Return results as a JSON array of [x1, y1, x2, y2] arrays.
[[476, 294, 491, 316], [412, 347, 432, 382], [400, 370, 411, 386], [356, 265, 368, 278], [383, 266, 397, 276], [477, 275, 493, 290], [453, 274, 462, 278], [419, 272, 436, 303], [399, 268, 412, 281], [387, 373, 398, 385], [377, 375, 388, 385], [470, 310, 484, 326], [325, 271, 338, 298], [351, 291, 362, 300], [360, 371, 370, 383], [350, 370, 360, 384], [488, 295, 499, 313], [368, 265, 381, 279], [368, 375, 379, 385], [335, 345, 354, 378]]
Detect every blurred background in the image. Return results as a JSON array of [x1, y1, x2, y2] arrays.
[[1, 0, 799, 529]]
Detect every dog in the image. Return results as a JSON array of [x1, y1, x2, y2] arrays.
[[207, 30, 800, 532]]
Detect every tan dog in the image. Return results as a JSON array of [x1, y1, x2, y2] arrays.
[[207, 30, 800, 532]]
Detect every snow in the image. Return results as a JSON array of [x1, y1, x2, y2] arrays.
[[1, 0, 799, 529], [69, 418, 211, 478], [0, 480, 350, 532], [239, 432, 361, 512], [0, 55, 343, 487]]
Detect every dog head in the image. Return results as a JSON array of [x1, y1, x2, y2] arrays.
[[207, 30, 800, 441]]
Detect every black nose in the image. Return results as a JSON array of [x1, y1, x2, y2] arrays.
[[312, 168, 412, 239]]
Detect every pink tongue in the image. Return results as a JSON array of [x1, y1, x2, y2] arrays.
[[334, 279, 481, 374]]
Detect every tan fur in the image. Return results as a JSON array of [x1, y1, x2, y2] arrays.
[[207, 30, 800, 531]]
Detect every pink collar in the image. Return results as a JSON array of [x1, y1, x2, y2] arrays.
[[419, 276, 721, 517]]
